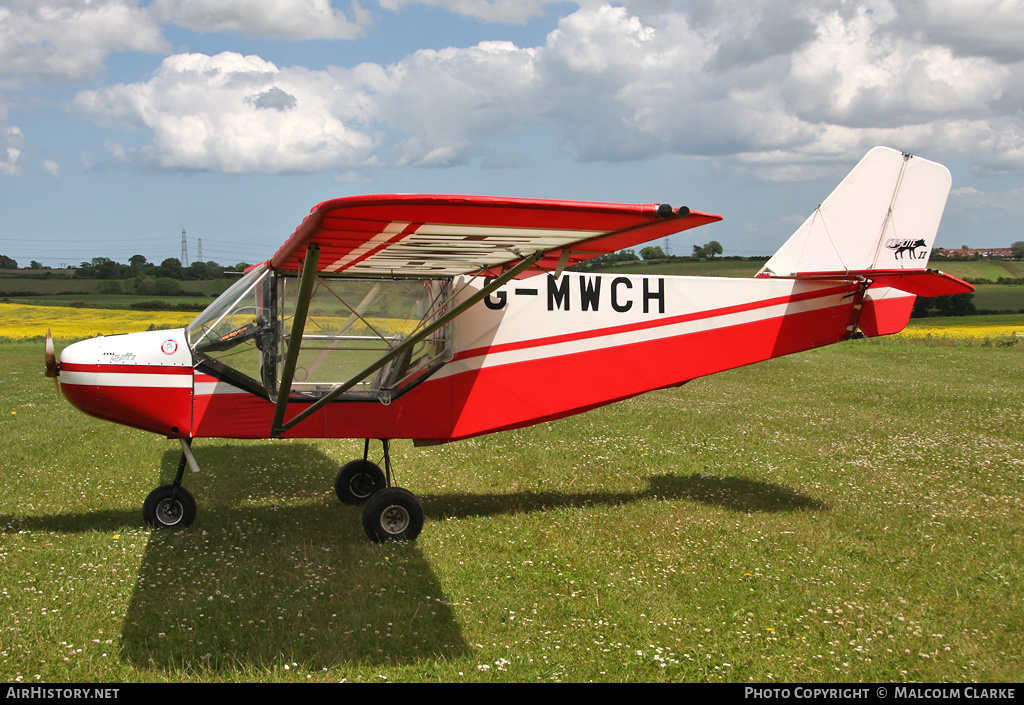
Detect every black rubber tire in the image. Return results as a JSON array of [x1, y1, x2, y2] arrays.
[[143, 485, 197, 529], [362, 487, 424, 542], [335, 460, 387, 505]]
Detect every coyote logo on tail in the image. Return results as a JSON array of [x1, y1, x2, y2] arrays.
[[886, 238, 927, 260]]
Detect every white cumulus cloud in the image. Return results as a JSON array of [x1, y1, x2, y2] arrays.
[[65, 1, 1024, 176], [0, 0, 168, 82], [74, 52, 377, 173], [904, 0, 1024, 63], [1, 125, 25, 177], [151, 0, 372, 40], [378, 0, 560, 24]]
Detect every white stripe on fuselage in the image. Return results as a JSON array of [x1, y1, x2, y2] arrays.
[[60, 370, 194, 388]]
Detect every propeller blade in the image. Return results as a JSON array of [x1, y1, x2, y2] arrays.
[[45, 328, 62, 397], [45, 328, 59, 378]]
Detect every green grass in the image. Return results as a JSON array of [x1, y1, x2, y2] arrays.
[[971, 285, 1024, 313], [907, 313, 1024, 329], [1, 339, 1021, 682], [0, 277, 232, 296], [928, 260, 1024, 282], [602, 259, 765, 278], [6, 294, 218, 310], [0, 278, 234, 311]]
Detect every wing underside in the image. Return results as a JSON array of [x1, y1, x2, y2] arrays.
[[269, 195, 721, 278]]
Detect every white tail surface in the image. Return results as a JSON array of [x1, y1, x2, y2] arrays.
[[759, 147, 952, 277]]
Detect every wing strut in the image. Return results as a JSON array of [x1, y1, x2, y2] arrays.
[[272, 244, 322, 436], [271, 248, 547, 438]]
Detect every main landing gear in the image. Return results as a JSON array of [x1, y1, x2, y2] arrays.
[[143, 438, 424, 542], [337, 439, 425, 543]]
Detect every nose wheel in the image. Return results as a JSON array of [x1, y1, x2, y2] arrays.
[[143, 438, 199, 530], [143, 484, 197, 528]]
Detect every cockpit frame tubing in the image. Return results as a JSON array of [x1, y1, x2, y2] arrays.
[[273, 249, 546, 437]]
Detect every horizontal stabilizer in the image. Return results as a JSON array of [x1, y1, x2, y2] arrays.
[[782, 269, 974, 297]]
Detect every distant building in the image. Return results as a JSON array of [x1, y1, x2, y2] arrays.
[[932, 247, 1015, 259]]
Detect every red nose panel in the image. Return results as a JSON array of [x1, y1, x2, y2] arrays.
[[60, 363, 193, 437]]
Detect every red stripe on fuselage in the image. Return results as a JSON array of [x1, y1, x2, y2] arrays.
[[60, 362, 193, 375], [60, 381, 192, 437], [188, 290, 857, 441], [442, 298, 854, 440]]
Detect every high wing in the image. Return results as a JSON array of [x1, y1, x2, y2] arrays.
[[268, 194, 722, 277]]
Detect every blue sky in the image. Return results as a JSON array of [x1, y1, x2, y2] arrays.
[[2, 0, 1023, 269]]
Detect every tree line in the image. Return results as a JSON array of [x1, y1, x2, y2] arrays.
[[72, 255, 250, 280], [0, 254, 251, 278], [570, 240, 727, 272]]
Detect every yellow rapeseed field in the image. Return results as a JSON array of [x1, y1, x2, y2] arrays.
[[897, 321, 1024, 341], [0, 303, 196, 339], [1, 303, 422, 340]]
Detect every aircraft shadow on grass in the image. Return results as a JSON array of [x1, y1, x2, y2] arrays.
[[2, 442, 825, 671], [426, 473, 828, 520]]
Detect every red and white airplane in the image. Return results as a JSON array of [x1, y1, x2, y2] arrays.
[[45, 147, 973, 541]]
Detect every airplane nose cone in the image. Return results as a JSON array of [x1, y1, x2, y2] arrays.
[[58, 329, 194, 437]]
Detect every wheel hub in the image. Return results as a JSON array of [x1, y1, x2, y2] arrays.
[[156, 498, 183, 526], [349, 474, 374, 499], [379, 504, 410, 534]]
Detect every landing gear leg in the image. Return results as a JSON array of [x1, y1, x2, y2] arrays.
[[143, 439, 198, 529]]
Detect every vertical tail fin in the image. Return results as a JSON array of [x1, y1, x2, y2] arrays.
[[758, 147, 952, 277], [758, 147, 972, 337]]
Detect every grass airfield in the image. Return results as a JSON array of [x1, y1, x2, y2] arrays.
[[1, 329, 1021, 682]]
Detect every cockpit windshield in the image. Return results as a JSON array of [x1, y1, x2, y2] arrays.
[[277, 274, 451, 403], [188, 266, 271, 352], [187, 265, 273, 390]]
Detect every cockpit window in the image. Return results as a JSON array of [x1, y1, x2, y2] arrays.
[[276, 275, 451, 402], [187, 265, 452, 402]]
